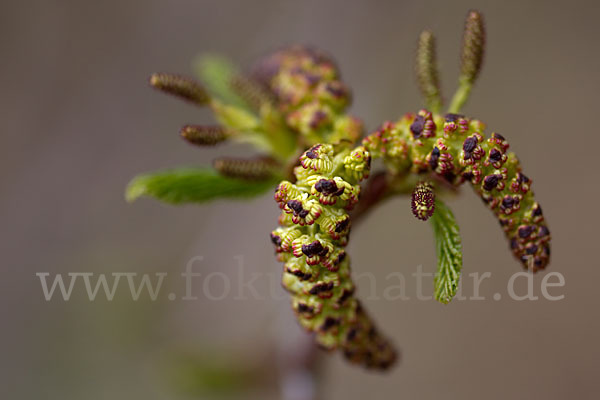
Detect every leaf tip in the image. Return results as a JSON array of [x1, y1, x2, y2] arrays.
[[125, 176, 146, 203]]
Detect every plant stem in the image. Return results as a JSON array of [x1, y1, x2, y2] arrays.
[[448, 79, 472, 113]]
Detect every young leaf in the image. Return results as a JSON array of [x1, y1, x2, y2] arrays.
[[208, 101, 279, 156], [126, 167, 279, 205], [429, 199, 463, 304], [193, 55, 253, 112], [210, 100, 260, 132]]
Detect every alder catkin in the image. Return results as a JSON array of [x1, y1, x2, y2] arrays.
[[363, 110, 550, 271], [271, 143, 398, 370]]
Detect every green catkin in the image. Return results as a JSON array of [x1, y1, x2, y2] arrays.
[[362, 109, 550, 271], [252, 45, 364, 145], [271, 143, 398, 370]]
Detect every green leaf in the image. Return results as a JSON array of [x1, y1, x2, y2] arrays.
[[209, 100, 278, 155], [169, 356, 250, 396], [126, 167, 279, 205], [210, 100, 260, 132], [429, 199, 463, 304], [192, 55, 252, 112], [259, 103, 298, 161]]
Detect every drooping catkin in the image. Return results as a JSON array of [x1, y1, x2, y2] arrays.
[[362, 110, 550, 271], [271, 144, 398, 370]]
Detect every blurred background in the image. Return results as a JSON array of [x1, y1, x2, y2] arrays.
[[1, 0, 599, 399]]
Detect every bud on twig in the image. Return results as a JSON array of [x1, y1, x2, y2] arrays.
[[448, 10, 486, 113], [411, 181, 436, 221], [460, 10, 486, 85], [149, 73, 210, 105], [213, 156, 279, 180], [180, 125, 229, 146], [415, 30, 443, 113]]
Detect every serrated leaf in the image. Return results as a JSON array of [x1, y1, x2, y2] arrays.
[[126, 167, 279, 205], [192, 55, 252, 112], [430, 199, 463, 304]]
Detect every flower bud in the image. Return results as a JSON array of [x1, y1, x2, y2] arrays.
[[415, 30, 442, 112], [213, 156, 279, 180], [149, 73, 210, 105], [460, 10, 486, 84], [180, 125, 228, 146]]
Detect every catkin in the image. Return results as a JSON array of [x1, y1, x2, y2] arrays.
[[271, 143, 398, 370], [363, 110, 550, 271]]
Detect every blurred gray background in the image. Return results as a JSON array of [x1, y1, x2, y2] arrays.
[[1, 0, 599, 399]]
